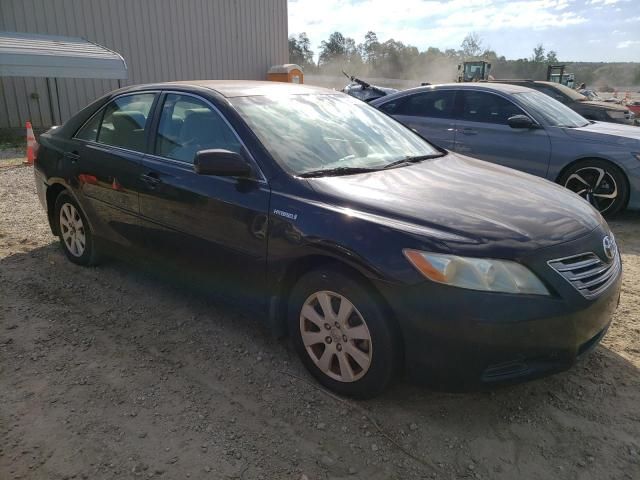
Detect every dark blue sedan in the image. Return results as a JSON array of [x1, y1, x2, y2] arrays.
[[34, 81, 621, 397]]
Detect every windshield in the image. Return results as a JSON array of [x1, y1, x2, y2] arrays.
[[514, 91, 590, 128], [543, 82, 587, 101], [231, 94, 441, 176]]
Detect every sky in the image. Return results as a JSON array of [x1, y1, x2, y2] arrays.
[[288, 0, 640, 62]]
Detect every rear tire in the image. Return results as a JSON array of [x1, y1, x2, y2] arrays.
[[558, 159, 628, 216], [54, 192, 99, 266], [288, 267, 401, 398]]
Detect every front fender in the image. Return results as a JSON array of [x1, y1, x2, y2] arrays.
[[266, 191, 450, 293]]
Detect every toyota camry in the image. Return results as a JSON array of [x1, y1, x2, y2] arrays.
[[33, 81, 621, 398]]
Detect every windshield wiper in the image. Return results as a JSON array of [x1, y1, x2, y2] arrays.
[[298, 166, 381, 178], [383, 153, 444, 170]]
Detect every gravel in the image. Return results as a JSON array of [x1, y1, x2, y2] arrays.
[[1, 161, 639, 479]]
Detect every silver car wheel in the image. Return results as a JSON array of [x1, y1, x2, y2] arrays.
[[299, 290, 373, 383], [565, 166, 618, 214], [59, 203, 86, 257]]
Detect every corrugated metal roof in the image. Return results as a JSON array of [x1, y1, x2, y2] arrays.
[[0, 31, 127, 79]]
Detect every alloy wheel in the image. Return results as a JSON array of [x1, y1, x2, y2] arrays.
[[59, 203, 86, 257], [299, 291, 373, 383], [564, 166, 618, 214]]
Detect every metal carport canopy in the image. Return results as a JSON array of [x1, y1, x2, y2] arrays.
[[0, 31, 127, 79]]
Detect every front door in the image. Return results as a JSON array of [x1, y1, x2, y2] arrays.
[[380, 89, 457, 150], [453, 90, 551, 178], [71, 92, 157, 248], [138, 92, 270, 308]]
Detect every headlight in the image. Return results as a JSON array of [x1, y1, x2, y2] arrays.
[[403, 249, 549, 295]]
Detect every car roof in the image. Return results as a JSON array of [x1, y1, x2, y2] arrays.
[[370, 82, 535, 105], [123, 80, 336, 98], [493, 79, 559, 87]]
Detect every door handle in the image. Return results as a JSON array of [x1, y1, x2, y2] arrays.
[[140, 172, 161, 188], [64, 151, 80, 162], [461, 128, 478, 135]]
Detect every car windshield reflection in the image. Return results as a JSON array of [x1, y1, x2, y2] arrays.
[[231, 94, 440, 176]]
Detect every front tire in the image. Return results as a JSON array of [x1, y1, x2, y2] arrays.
[[558, 159, 628, 216], [54, 192, 99, 266], [288, 267, 400, 398]]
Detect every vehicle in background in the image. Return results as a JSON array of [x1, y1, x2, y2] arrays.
[[371, 83, 640, 215], [547, 64, 575, 88], [492, 80, 636, 125], [626, 101, 640, 116], [457, 60, 492, 82], [34, 81, 621, 398], [341, 71, 398, 102]]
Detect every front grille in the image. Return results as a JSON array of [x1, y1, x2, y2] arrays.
[[548, 252, 620, 299]]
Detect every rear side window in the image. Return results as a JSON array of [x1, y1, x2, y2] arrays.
[[96, 94, 155, 151], [75, 111, 102, 141], [377, 98, 406, 114], [460, 91, 524, 124], [385, 91, 456, 119], [154, 93, 242, 163], [536, 86, 569, 104]]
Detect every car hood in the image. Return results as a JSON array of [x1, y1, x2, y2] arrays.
[[579, 100, 629, 112], [306, 153, 603, 256], [562, 121, 640, 146]]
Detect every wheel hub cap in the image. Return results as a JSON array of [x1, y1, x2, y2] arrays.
[[564, 167, 618, 214], [59, 203, 86, 257], [299, 291, 373, 383]]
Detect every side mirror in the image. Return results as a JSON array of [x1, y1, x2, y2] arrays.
[[193, 149, 252, 177], [507, 114, 536, 129]]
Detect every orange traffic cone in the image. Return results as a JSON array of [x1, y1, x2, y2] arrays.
[[25, 121, 37, 165]]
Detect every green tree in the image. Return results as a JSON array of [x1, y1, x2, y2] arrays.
[[361, 31, 381, 65], [318, 31, 361, 67], [461, 32, 483, 58], [531, 44, 546, 63], [546, 50, 558, 64], [319, 32, 347, 65], [288, 33, 315, 69]]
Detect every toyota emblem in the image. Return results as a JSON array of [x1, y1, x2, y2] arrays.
[[602, 235, 616, 261]]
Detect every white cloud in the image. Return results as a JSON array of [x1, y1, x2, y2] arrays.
[[616, 40, 640, 48], [289, 0, 586, 52]]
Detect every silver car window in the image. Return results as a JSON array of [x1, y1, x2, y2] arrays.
[[460, 91, 524, 125]]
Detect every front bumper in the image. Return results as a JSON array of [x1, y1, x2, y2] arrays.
[[378, 227, 622, 391]]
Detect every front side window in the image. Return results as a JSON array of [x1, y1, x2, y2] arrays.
[[154, 94, 242, 163], [97, 93, 155, 151], [392, 90, 456, 119], [460, 91, 524, 124], [231, 94, 441, 176]]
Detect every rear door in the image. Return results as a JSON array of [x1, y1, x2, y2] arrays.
[[138, 92, 271, 308], [378, 90, 457, 149], [71, 92, 157, 248], [453, 90, 551, 177]]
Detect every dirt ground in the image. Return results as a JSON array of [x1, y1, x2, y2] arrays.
[[1, 158, 639, 480]]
